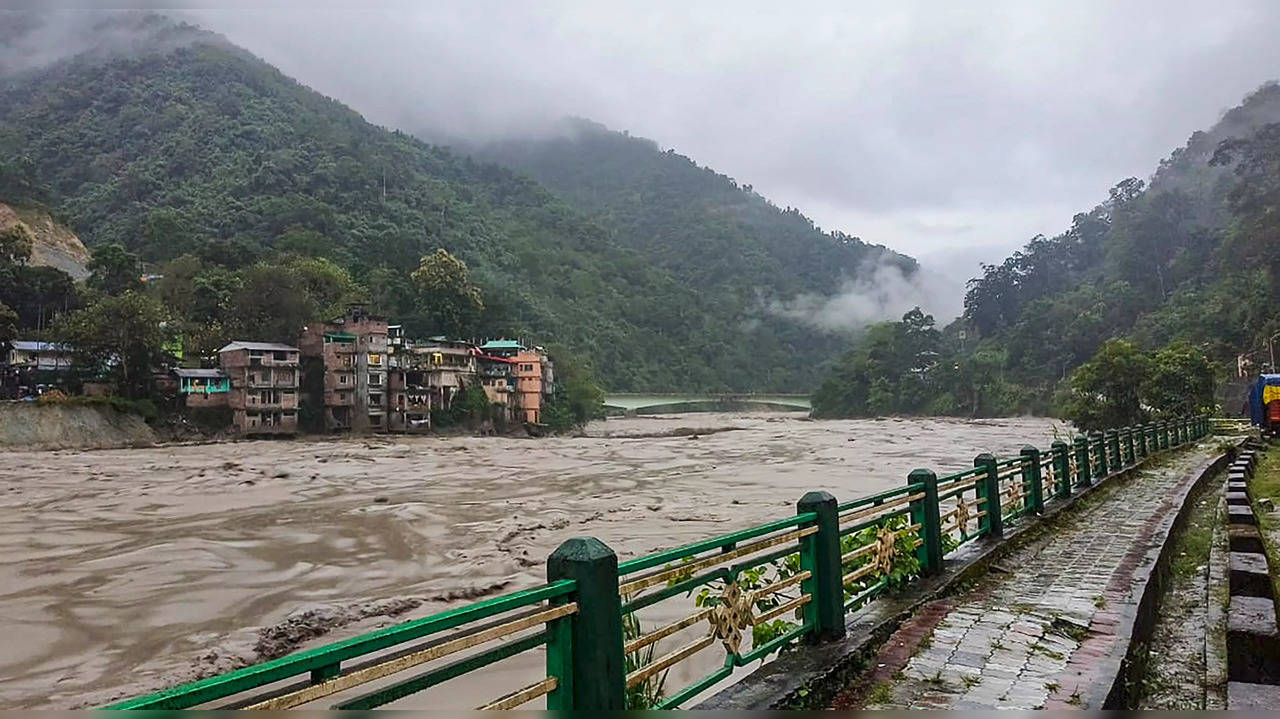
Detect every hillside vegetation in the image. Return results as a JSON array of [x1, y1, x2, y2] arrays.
[[0, 15, 907, 393], [465, 119, 913, 389], [814, 83, 1280, 420]]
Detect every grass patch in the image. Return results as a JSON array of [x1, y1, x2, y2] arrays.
[[1032, 642, 1065, 661], [866, 680, 894, 705], [1248, 446, 1280, 601], [1169, 491, 1216, 580]]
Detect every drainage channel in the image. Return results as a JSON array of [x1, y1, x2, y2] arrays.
[[1223, 441, 1280, 708]]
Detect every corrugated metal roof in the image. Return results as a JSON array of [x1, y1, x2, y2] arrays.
[[10, 341, 71, 352], [480, 339, 525, 350], [173, 368, 228, 378], [218, 341, 300, 353]]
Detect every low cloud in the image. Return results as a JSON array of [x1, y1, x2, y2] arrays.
[[765, 260, 964, 333]]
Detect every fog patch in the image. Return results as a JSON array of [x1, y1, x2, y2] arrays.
[[766, 260, 965, 333]]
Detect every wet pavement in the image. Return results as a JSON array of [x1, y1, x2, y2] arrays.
[[844, 443, 1215, 710]]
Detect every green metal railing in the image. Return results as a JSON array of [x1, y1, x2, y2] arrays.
[[103, 415, 1210, 711]]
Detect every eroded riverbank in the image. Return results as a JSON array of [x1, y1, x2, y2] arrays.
[[0, 412, 1064, 708]]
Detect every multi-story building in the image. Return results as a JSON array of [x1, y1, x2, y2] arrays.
[[479, 340, 554, 424], [388, 336, 477, 431], [218, 341, 300, 435], [475, 352, 516, 422], [299, 308, 389, 433]]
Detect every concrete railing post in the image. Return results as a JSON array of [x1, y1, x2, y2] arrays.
[[974, 453, 1003, 539], [547, 537, 625, 710], [1051, 440, 1071, 499], [1021, 445, 1045, 515], [907, 469, 943, 575], [1093, 431, 1108, 477], [797, 491, 845, 642], [1074, 435, 1092, 487]]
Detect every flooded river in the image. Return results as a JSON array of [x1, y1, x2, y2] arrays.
[[0, 412, 1065, 708]]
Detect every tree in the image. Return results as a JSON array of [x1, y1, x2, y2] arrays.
[[0, 301, 17, 348], [225, 256, 364, 343], [1142, 342, 1216, 418], [87, 243, 141, 295], [55, 291, 174, 398], [0, 221, 33, 265], [410, 249, 484, 337], [1060, 339, 1150, 431], [542, 346, 605, 430]]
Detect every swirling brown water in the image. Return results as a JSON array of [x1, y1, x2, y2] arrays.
[[0, 412, 1064, 708]]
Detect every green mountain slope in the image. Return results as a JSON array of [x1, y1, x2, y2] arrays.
[[961, 82, 1280, 395], [462, 118, 912, 304], [0, 15, 909, 392]]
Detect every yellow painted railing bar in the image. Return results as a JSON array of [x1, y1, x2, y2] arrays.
[[837, 492, 924, 525], [754, 593, 811, 625], [625, 635, 715, 688], [243, 602, 576, 710], [619, 527, 816, 595], [475, 677, 557, 710], [624, 608, 713, 655]]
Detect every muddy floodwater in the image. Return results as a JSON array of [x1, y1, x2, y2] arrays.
[[0, 412, 1065, 708]]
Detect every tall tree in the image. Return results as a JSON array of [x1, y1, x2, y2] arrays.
[[410, 249, 484, 337], [56, 291, 174, 398], [87, 243, 142, 296], [1060, 339, 1150, 431]]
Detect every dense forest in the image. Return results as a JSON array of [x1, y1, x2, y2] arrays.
[[0, 15, 909, 393], [456, 119, 914, 389], [814, 84, 1280, 424]]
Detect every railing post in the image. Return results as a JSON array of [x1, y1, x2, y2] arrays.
[[1159, 420, 1169, 450], [1021, 445, 1045, 515], [907, 469, 943, 576], [974, 453, 1003, 539], [547, 537, 625, 710], [1123, 427, 1134, 465], [797, 491, 845, 642], [1074, 435, 1092, 487], [1105, 429, 1119, 472], [1093, 431, 1108, 477], [1052, 440, 1071, 499], [1135, 425, 1146, 460]]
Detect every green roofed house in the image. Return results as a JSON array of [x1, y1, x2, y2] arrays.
[[173, 368, 230, 408], [479, 339, 526, 358]]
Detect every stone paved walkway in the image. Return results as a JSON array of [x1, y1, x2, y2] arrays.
[[846, 444, 1214, 710]]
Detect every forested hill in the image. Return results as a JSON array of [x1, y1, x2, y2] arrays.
[[457, 118, 913, 309], [0, 15, 909, 392], [962, 82, 1280, 396]]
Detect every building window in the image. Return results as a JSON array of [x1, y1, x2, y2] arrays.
[[370, 392, 383, 405], [369, 353, 383, 366], [369, 373, 383, 386], [340, 374, 349, 384]]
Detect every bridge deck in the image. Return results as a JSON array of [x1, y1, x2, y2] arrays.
[[833, 442, 1217, 710]]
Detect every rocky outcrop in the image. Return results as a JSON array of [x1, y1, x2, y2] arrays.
[[0, 201, 90, 280]]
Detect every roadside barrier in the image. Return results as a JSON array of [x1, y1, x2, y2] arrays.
[[104, 416, 1211, 710]]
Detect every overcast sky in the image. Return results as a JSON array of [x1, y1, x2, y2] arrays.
[[168, 2, 1280, 263]]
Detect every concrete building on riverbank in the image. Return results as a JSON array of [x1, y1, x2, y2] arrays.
[[298, 308, 389, 434], [479, 340, 554, 424], [217, 341, 300, 435]]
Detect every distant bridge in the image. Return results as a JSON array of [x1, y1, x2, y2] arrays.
[[602, 393, 811, 415]]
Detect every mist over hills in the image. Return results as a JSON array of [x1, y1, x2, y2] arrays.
[[0, 13, 934, 392]]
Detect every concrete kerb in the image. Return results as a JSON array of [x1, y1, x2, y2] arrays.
[[1097, 441, 1240, 709], [697, 441, 1230, 710]]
